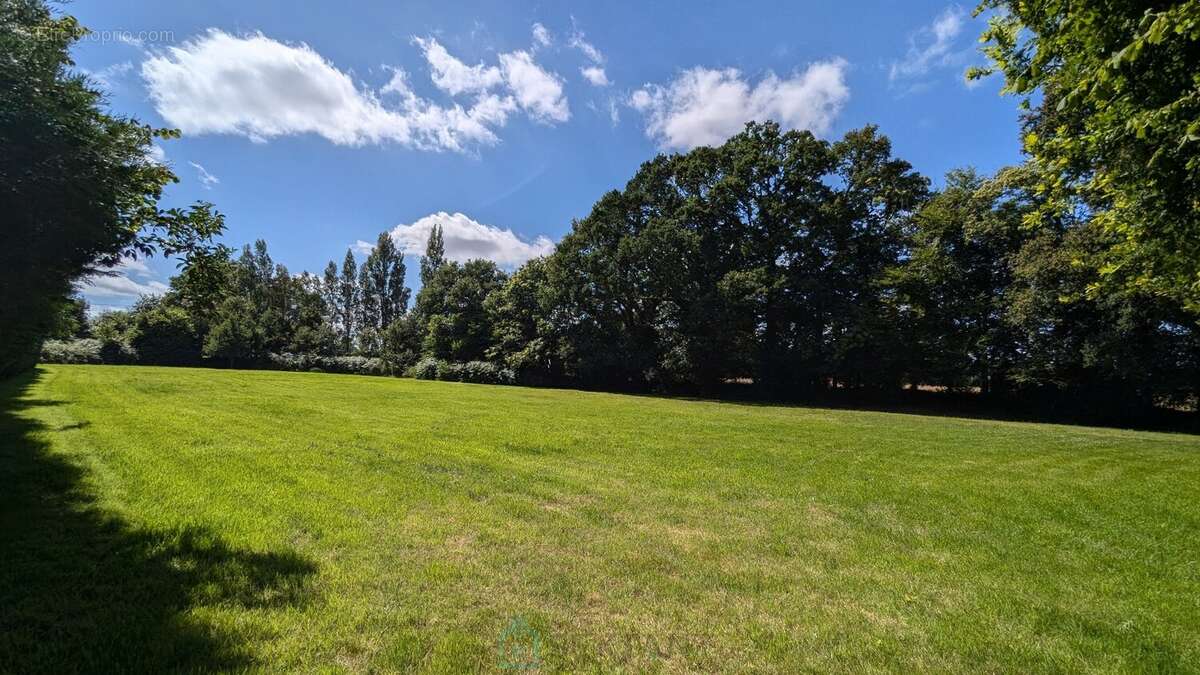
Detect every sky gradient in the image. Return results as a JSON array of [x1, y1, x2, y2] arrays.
[[67, 1, 1025, 311]]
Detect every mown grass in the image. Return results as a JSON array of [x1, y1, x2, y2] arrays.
[[1, 365, 1198, 672]]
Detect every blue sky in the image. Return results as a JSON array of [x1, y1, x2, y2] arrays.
[[68, 0, 1024, 311]]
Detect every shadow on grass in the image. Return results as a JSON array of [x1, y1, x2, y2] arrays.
[[0, 371, 318, 672], [622, 385, 1200, 434]]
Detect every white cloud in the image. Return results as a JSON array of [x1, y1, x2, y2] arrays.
[[461, 92, 519, 127], [117, 257, 154, 278], [568, 24, 604, 64], [141, 29, 560, 153], [532, 23, 552, 49], [77, 258, 168, 300], [889, 5, 968, 83], [498, 51, 569, 123], [116, 33, 146, 49], [83, 61, 133, 90], [630, 60, 850, 151], [188, 161, 219, 189], [413, 36, 503, 96], [379, 67, 411, 97], [587, 98, 621, 125], [411, 37, 568, 123], [580, 66, 609, 87], [377, 211, 554, 268], [142, 143, 166, 165]]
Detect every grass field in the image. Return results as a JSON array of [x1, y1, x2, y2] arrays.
[[2, 365, 1198, 672]]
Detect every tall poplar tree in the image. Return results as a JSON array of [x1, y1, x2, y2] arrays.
[[420, 225, 447, 286], [339, 250, 358, 352]]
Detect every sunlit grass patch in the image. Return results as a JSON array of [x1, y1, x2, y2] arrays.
[[1, 365, 1197, 672]]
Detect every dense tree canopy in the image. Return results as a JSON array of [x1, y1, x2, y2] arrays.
[[972, 0, 1200, 310], [544, 123, 928, 393], [417, 259, 507, 363], [0, 0, 223, 376], [887, 168, 1026, 394], [41, 120, 1200, 422]]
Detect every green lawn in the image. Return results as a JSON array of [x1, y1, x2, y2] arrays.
[[2, 365, 1198, 672]]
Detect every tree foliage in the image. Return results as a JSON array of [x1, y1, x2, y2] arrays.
[[417, 259, 507, 362], [0, 0, 223, 375], [129, 299, 198, 366], [887, 168, 1026, 393], [203, 296, 264, 367], [972, 0, 1200, 310], [420, 224, 446, 286], [546, 122, 927, 392], [485, 257, 569, 384]]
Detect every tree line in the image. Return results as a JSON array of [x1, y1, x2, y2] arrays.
[[8, 0, 1200, 423], [47, 120, 1200, 422]]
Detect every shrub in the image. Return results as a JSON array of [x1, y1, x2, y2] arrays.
[[332, 356, 387, 376], [40, 338, 102, 364], [382, 347, 420, 374], [407, 358, 516, 384], [131, 305, 199, 365], [407, 358, 513, 384], [458, 357, 506, 384], [408, 357, 441, 380], [383, 317, 422, 372], [459, 360, 515, 385], [99, 338, 137, 364], [266, 353, 387, 376], [462, 360, 492, 383], [203, 297, 264, 366], [437, 361, 464, 382]]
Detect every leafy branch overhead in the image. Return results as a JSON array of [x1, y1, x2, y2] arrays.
[[972, 0, 1200, 310], [0, 0, 225, 375]]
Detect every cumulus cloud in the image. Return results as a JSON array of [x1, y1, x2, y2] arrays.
[[889, 5, 969, 84], [581, 65, 609, 87], [141, 29, 567, 153], [629, 60, 850, 150], [372, 212, 554, 268], [189, 161, 219, 189], [532, 23, 552, 49], [409, 37, 567, 122], [498, 51, 569, 123], [413, 36, 503, 96], [77, 258, 168, 301]]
